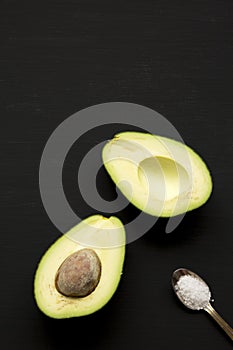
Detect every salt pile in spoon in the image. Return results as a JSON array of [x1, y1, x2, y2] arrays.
[[175, 274, 211, 310]]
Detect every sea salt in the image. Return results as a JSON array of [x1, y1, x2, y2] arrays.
[[175, 274, 211, 310]]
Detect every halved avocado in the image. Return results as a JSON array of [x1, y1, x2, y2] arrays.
[[102, 131, 212, 217], [34, 215, 125, 318]]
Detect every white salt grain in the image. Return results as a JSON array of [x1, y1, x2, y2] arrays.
[[175, 275, 211, 310]]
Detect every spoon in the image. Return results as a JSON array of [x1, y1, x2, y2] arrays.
[[172, 268, 233, 341]]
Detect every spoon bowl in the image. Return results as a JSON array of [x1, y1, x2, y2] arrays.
[[171, 268, 211, 310]]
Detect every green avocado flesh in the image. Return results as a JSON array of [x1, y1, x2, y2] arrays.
[[102, 132, 212, 217], [34, 215, 125, 318]]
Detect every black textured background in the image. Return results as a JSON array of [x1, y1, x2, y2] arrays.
[[1, 1, 233, 349]]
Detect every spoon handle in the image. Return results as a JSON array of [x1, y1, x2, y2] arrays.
[[204, 303, 233, 341]]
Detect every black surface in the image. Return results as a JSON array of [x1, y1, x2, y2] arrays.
[[1, 0, 233, 349]]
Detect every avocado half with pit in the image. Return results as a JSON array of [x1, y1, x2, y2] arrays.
[[102, 131, 212, 217], [34, 215, 125, 318]]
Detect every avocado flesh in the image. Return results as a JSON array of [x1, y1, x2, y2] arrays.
[[102, 132, 212, 217], [34, 215, 125, 318]]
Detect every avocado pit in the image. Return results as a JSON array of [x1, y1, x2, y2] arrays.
[[55, 249, 101, 297]]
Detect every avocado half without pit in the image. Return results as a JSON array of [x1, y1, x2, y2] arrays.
[[102, 131, 212, 217], [34, 215, 125, 318]]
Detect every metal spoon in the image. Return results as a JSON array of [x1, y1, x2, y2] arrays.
[[171, 268, 233, 341]]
